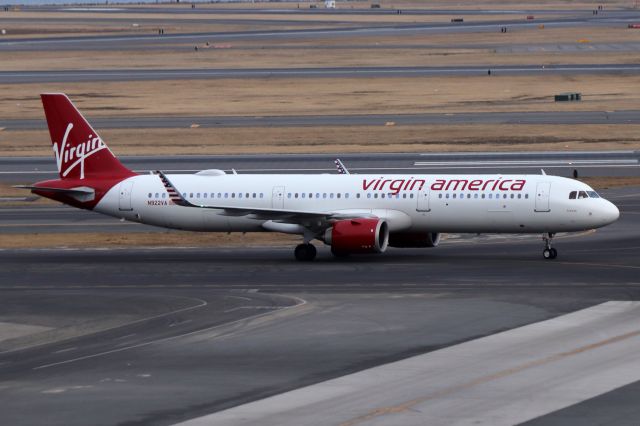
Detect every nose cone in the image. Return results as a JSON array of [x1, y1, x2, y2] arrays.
[[602, 200, 620, 225]]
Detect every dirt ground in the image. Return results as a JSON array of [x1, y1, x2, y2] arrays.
[[3, 74, 640, 120], [3, 123, 640, 158]]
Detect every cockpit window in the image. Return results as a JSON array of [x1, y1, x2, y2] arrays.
[[587, 191, 600, 198], [569, 191, 577, 199], [578, 191, 588, 199]]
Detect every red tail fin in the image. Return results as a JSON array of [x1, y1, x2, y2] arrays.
[[41, 93, 135, 180]]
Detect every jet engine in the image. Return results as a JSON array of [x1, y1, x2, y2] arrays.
[[323, 218, 389, 254], [388, 232, 441, 248]]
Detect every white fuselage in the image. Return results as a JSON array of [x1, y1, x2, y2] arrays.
[[94, 173, 619, 235]]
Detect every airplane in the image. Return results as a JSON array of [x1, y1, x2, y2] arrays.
[[17, 93, 620, 261]]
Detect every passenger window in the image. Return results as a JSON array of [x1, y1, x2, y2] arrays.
[[453, 194, 457, 199], [410, 194, 414, 199], [489, 194, 492, 199], [439, 194, 443, 199], [323, 193, 327, 199], [294, 193, 298, 198], [510, 194, 514, 199], [367, 193, 371, 199], [403, 194, 407, 199], [337, 193, 341, 199], [253, 193, 256, 198], [309, 193, 313, 198], [525, 194, 529, 199], [224, 193, 229, 198], [245, 193, 249, 198], [503, 194, 507, 199], [162, 193, 166, 198], [287, 193, 292, 198], [148, 193, 152, 198], [345, 193, 350, 199], [189, 193, 193, 198], [196, 193, 200, 198], [381, 194, 385, 199], [316, 193, 320, 198], [330, 193, 334, 199], [569, 191, 577, 199], [446, 194, 450, 199], [203, 193, 207, 198], [239, 193, 243, 199], [356, 193, 361, 199], [482, 194, 485, 199], [374, 194, 378, 199], [517, 194, 521, 199], [578, 191, 588, 199]]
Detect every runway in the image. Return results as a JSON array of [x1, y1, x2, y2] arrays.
[[4, 110, 640, 130], [1, 151, 637, 187], [0, 186, 638, 425], [3, 63, 640, 83]]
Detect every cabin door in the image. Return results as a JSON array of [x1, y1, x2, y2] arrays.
[[534, 182, 551, 212]]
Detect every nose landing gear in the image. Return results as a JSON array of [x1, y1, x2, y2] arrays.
[[542, 233, 557, 259], [294, 243, 317, 261]]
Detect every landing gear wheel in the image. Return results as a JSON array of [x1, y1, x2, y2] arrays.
[[294, 243, 316, 261], [542, 233, 557, 260]]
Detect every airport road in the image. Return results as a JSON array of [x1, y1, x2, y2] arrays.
[[0, 186, 638, 425], [0, 13, 636, 52], [4, 110, 640, 130], [3, 63, 640, 83]]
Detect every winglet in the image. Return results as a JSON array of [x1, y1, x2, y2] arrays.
[[334, 158, 350, 175], [154, 171, 191, 206]]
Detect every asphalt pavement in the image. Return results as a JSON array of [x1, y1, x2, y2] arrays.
[[0, 186, 638, 425]]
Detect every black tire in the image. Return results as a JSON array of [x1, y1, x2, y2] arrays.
[[543, 248, 551, 259], [294, 243, 316, 261], [549, 248, 558, 259], [305, 244, 317, 261]]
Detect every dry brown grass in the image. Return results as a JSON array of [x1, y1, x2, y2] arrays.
[[2, 75, 640, 121], [4, 44, 640, 73], [580, 176, 640, 189], [3, 124, 640, 158]]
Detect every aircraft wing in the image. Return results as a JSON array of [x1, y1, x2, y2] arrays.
[[155, 171, 375, 227]]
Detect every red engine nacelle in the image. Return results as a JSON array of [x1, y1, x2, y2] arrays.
[[388, 232, 441, 248], [324, 219, 389, 254]]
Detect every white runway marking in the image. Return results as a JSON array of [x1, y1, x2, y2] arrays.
[[178, 302, 640, 426]]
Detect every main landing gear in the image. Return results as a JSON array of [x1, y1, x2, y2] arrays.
[[294, 243, 317, 261], [542, 232, 558, 260]]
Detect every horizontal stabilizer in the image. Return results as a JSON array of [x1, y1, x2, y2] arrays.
[[13, 185, 95, 202], [13, 185, 94, 195]]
